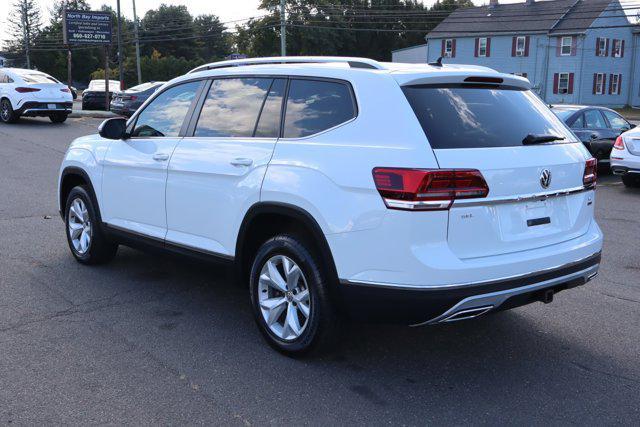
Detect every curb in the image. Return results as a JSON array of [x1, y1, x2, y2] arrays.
[[69, 110, 118, 119]]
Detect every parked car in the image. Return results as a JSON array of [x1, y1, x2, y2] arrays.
[[57, 57, 603, 356], [70, 86, 78, 100], [110, 81, 165, 117], [0, 68, 73, 123], [82, 80, 121, 111], [611, 128, 640, 187], [552, 105, 635, 165]]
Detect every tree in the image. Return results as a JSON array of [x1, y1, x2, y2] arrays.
[[194, 14, 231, 62], [4, 0, 43, 68], [140, 5, 199, 60]]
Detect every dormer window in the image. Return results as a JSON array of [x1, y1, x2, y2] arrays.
[[444, 39, 453, 57]]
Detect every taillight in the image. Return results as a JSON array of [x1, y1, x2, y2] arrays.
[[583, 158, 597, 188], [372, 168, 489, 211], [15, 87, 41, 93], [61, 88, 70, 93], [613, 136, 625, 150], [122, 95, 137, 101]]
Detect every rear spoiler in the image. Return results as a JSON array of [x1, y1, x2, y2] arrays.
[[396, 73, 531, 89]]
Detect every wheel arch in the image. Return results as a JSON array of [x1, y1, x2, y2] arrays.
[[235, 202, 339, 287], [59, 166, 102, 221]]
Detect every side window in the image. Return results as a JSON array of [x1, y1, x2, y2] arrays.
[[195, 78, 272, 137], [602, 110, 629, 130], [255, 79, 286, 138], [132, 81, 200, 137], [584, 110, 606, 129], [283, 79, 356, 138], [571, 114, 584, 128]]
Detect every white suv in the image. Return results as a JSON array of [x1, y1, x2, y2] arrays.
[[58, 57, 603, 355], [0, 68, 73, 123]]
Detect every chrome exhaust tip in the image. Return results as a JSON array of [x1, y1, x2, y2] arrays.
[[441, 305, 493, 323]]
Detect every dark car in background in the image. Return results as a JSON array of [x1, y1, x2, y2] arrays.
[[552, 105, 635, 165], [82, 80, 121, 111], [109, 82, 165, 117]]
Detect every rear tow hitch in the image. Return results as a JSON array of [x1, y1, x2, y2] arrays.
[[541, 289, 554, 304]]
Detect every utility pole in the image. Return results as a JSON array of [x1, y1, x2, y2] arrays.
[[65, 1, 72, 90], [132, 0, 142, 84], [116, 0, 124, 90], [280, 0, 286, 57], [21, 1, 31, 68]]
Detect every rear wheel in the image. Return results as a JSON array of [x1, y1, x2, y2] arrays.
[[64, 186, 118, 264], [622, 174, 640, 188], [0, 99, 18, 123], [50, 113, 68, 124], [249, 235, 338, 356]]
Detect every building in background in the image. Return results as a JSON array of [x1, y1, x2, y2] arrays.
[[0, 55, 7, 68], [391, 0, 640, 107]]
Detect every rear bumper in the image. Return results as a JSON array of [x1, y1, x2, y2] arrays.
[[16, 102, 72, 116], [336, 252, 601, 325], [610, 157, 640, 175]]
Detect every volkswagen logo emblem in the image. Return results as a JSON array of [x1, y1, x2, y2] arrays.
[[540, 169, 552, 189]]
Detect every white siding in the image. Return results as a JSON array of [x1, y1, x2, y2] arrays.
[[392, 44, 428, 63]]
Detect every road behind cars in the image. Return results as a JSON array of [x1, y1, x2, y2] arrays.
[[0, 117, 639, 424]]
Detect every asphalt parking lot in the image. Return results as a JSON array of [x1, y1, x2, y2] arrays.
[[0, 117, 639, 425]]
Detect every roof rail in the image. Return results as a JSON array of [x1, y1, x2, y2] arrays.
[[188, 56, 385, 74]]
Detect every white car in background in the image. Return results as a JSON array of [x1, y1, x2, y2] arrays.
[[611, 128, 640, 187], [0, 68, 73, 123]]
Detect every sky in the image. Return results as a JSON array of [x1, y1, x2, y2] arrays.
[[0, 0, 524, 48]]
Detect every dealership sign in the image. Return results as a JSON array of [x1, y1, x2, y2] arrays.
[[63, 11, 112, 45]]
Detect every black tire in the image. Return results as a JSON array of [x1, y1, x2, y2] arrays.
[[622, 174, 640, 188], [249, 235, 338, 357], [0, 98, 18, 123], [64, 186, 118, 265], [50, 113, 68, 124]]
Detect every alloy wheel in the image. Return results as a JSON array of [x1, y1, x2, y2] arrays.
[[258, 255, 311, 341], [0, 100, 9, 121], [68, 198, 92, 255]]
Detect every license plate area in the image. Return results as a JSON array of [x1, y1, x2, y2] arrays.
[[47, 104, 57, 109]]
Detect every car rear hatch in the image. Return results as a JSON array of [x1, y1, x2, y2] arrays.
[[397, 71, 595, 259]]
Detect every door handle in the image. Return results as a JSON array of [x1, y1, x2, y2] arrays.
[[230, 158, 253, 167], [152, 153, 170, 161]]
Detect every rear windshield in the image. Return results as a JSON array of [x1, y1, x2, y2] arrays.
[[21, 73, 59, 84], [402, 85, 576, 149], [129, 82, 163, 92], [553, 109, 577, 121]]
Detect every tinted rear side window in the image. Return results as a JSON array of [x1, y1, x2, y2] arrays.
[[195, 78, 272, 138], [283, 79, 356, 138], [402, 85, 576, 149], [255, 79, 286, 138]]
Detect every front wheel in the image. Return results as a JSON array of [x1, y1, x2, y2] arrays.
[[249, 235, 338, 356], [622, 174, 640, 188], [64, 186, 118, 264], [0, 98, 18, 123]]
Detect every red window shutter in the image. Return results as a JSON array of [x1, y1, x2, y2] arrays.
[[556, 37, 561, 56], [524, 36, 530, 57], [596, 37, 600, 56], [452, 39, 456, 57], [553, 73, 559, 94], [621, 40, 625, 57], [618, 74, 622, 95], [486, 38, 491, 57], [441, 39, 445, 57], [593, 74, 597, 94], [568, 73, 574, 94], [605, 38, 609, 57], [511, 37, 516, 57], [571, 36, 577, 56], [474, 38, 479, 57]]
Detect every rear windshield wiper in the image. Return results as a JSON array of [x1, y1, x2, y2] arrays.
[[522, 134, 565, 145]]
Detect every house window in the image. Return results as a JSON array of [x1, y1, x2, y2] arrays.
[[478, 38, 488, 57], [597, 38, 607, 57], [513, 72, 528, 78], [516, 36, 526, 56], [612, 39, 622, 57], [610, 74, 620, 95], [444, 39, 453, 57], [561, 36, 572, 56], [558, 72, 570, 94], [595, 73, 605, 94]]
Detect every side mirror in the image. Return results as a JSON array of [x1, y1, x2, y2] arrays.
[[630, 123, 637, 129], [98, 117, 127, 140]]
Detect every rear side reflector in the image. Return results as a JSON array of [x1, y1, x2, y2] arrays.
[[60, 88, 70, 93], [613, 136, 624, 150], [583, 158, 597, 188], [372, 168, 489, 211], [15, 87, 41, 93]]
